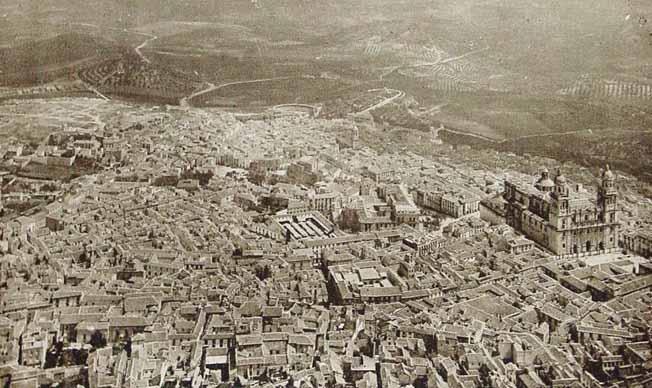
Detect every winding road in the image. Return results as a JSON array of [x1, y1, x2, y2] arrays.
[[355, 88, 405, 114], [379, 46, 490, 80], [134, 35, 158, 64], [409, 45, 490, 69], [180, 76, 293, 107], [79, 81, 110, 101], [437, 126, 652, 144], [71, 22, 158, 64]]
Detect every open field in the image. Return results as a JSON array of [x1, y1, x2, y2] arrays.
[[0, 97, 157, 143]]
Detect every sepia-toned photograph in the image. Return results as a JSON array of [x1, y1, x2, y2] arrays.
[[0, 0, 651, 387]]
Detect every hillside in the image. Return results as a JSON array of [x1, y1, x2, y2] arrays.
[[0, 32, 120, 71], [2, 1, 650, 88], [77, 53, 202, 104], [0, 0, 651, 178], [0, 32, 124, 85]]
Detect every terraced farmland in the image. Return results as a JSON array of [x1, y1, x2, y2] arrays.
[[400, 44, 445, 62], [400, 60, 481, 94], [363, 39, 382, 57], [559, 78, 652, 100], [77, 55, 200, 103], [362, 40, 445, 63]]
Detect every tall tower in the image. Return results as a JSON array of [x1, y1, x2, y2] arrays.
[[552, 168, 570, 200], [598, 165, 617, 224], [0, 172, 4, 215], [548, 169, 571, 254], [550, 168, 570, 223], [352, 125, 360, 149]]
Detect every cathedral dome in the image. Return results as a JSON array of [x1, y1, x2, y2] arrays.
[[536, 176, 555, 189], [535, 167, 555, 192]]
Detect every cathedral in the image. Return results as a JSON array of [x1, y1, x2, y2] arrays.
[[503, 166, 619, 256]]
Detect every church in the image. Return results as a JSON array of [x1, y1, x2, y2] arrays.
[[503, 166, 619, 256]]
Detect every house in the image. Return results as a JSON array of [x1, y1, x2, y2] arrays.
[[76, 321, 110, 345], [108, 317, 149, 343], [51, 290, 82, 308]]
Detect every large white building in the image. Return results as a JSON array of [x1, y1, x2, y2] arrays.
[[503, 166, 619, 256]]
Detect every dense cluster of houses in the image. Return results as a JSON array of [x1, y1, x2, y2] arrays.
[[0, 107, 651, 388]]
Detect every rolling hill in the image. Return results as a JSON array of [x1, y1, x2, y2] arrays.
[[0, 32, 124, 85]]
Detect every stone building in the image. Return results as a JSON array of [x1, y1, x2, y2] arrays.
[[415, 188, 480, 218], [622, 230, 652, 259], [503, 166, 619, 256]]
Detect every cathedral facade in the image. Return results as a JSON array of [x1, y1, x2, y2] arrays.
[[503, 166, 619, 256]]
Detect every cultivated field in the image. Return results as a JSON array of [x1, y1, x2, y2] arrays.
[[559, 78, 652, 100], [77, 54, 201, 103]]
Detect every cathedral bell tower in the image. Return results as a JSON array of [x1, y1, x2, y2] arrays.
[[549, 168, 570, 231], [598, 165, 617, 224]]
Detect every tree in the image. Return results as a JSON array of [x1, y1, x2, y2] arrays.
[[89, 330, 107, 349]]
